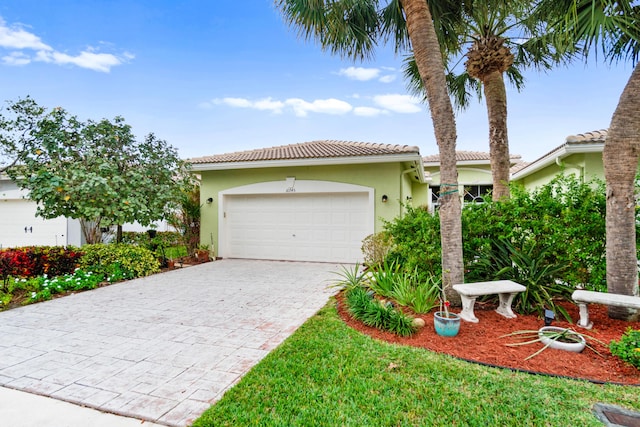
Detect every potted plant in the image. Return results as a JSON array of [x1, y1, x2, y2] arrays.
[[434, 283, 461, 337], [501, 327, 605, 360], [195, 244, 210, 261]]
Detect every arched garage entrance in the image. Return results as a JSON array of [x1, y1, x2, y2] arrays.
[[218, 180, 374, 263]]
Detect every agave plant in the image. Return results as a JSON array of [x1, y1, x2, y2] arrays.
[[470, 238, 573, 320]]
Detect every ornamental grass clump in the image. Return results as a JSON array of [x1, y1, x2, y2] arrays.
[[345, 287, 416, 337]]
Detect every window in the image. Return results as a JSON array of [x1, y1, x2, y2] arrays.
[[430, 184, 493, 211], [464, 185, 492, 203], [430, 185, 441, 211]]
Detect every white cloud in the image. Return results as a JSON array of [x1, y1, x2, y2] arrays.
[[214, 97, 253, 108], [2, 51, 30, 66], [211, 95, 421, 117], [0, 18, 51, 50], [0, 17, 129, 72], [253, 97, 285, 113], [35, 49, 124, 73], [379, 74, 396, 83], [354, 107, 387, 117], [285, 98, 353, 117], [338, 66, 380, 81], [212, 96, 353, 117], [212, 97, 284, 113], [373, 94, 422, 113]]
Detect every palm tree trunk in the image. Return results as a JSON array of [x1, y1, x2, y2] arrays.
[[603, 62, 640, 320], [400, 0, 463, 303], [483, 70, 511, 200]]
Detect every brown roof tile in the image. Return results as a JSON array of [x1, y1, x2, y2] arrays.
[[423, 150, 522, 163], [188, 140, 420, 164], [565, 129, 607, 143], [522, 129, 608, 169]]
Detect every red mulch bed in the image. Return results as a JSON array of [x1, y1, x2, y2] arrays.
[[336, 291, 640, 385]]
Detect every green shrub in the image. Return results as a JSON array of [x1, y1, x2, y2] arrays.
[[383, 174, 629, 292], [361, 232, 393, 268], [0, 246, 82, 288], [345, 287, 416, 336], [79, 244, 160, 278], [28, 269, 104, 303], [610, 328, 640, 369], [383, 205, 441, 281], [463, 175, 611, 291]]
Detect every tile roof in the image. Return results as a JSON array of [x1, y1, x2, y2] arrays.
[[511, 129, 608, 178], [565, 129, 607, 143], [510, 161, 530, 174], [423, 150, 522, 163], [523, 129, 607, 169], [188, 140, 420, 164]]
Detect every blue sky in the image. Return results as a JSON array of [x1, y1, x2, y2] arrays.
[[0, 0, 633, 162]]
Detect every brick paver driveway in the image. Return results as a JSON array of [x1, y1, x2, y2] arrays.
[[0, 259, 340, 426]]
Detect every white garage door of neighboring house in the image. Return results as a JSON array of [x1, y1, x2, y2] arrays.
[[0, 200, 67, 248], [223, 192, 371, 263]]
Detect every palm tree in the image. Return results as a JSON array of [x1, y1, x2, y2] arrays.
[[274, 0, 465, 299], [406, 0, 562, 200], [535, 0, 640, 319]]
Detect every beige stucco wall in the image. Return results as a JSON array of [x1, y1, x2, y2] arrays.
[[199, 161, 428, 254]]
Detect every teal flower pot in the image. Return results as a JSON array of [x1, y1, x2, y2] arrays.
[[434, 311, 461, 337]]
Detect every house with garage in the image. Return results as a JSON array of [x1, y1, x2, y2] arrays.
[[0, 174, 83, 248], [0, 174, 170, 248], [189, 140, 428, 264]]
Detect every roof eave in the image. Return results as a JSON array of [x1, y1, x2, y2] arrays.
[[511, 142, 604, 180], [190, 153, 423, 172], [423, 159, 492, 167]]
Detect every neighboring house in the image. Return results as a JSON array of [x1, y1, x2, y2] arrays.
[[0, 174, 83, 248], [511, 130, 608, 189], [0, 174, 170, 248], [423, 151, 523, 212], [189, 141, 427, 263]]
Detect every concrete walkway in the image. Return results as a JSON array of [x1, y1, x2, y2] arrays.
[[0, 259, 341, 426]]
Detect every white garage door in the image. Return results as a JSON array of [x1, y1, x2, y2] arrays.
[[0, 200, 67, 248], [224, 192, 371, 263]]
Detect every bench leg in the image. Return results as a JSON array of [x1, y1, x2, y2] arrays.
[[458, 295, 479, 323], [495, 292, 518, 319], [576, 302, 593, 329]]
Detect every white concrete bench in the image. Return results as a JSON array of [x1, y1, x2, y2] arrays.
[[571, 290, 640, 329], [452, 280, 526, 323]]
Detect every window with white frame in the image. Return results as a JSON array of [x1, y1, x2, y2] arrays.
[[430, 184, 493, 211]]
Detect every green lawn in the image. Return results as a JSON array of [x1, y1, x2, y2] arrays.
[[193, 300, 640, 426]]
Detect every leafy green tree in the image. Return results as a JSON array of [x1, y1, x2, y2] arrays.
[[275, 0, 465, 300], [1, 98, 190, 244], [534, 0, 640, 319], [0, 97, 47, 174]]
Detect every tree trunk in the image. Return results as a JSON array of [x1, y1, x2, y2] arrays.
[[400, 0, 463, 303], [80, 218, 102, 245], [603, 62, 640, 320], [483, 70, 511, 200]]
